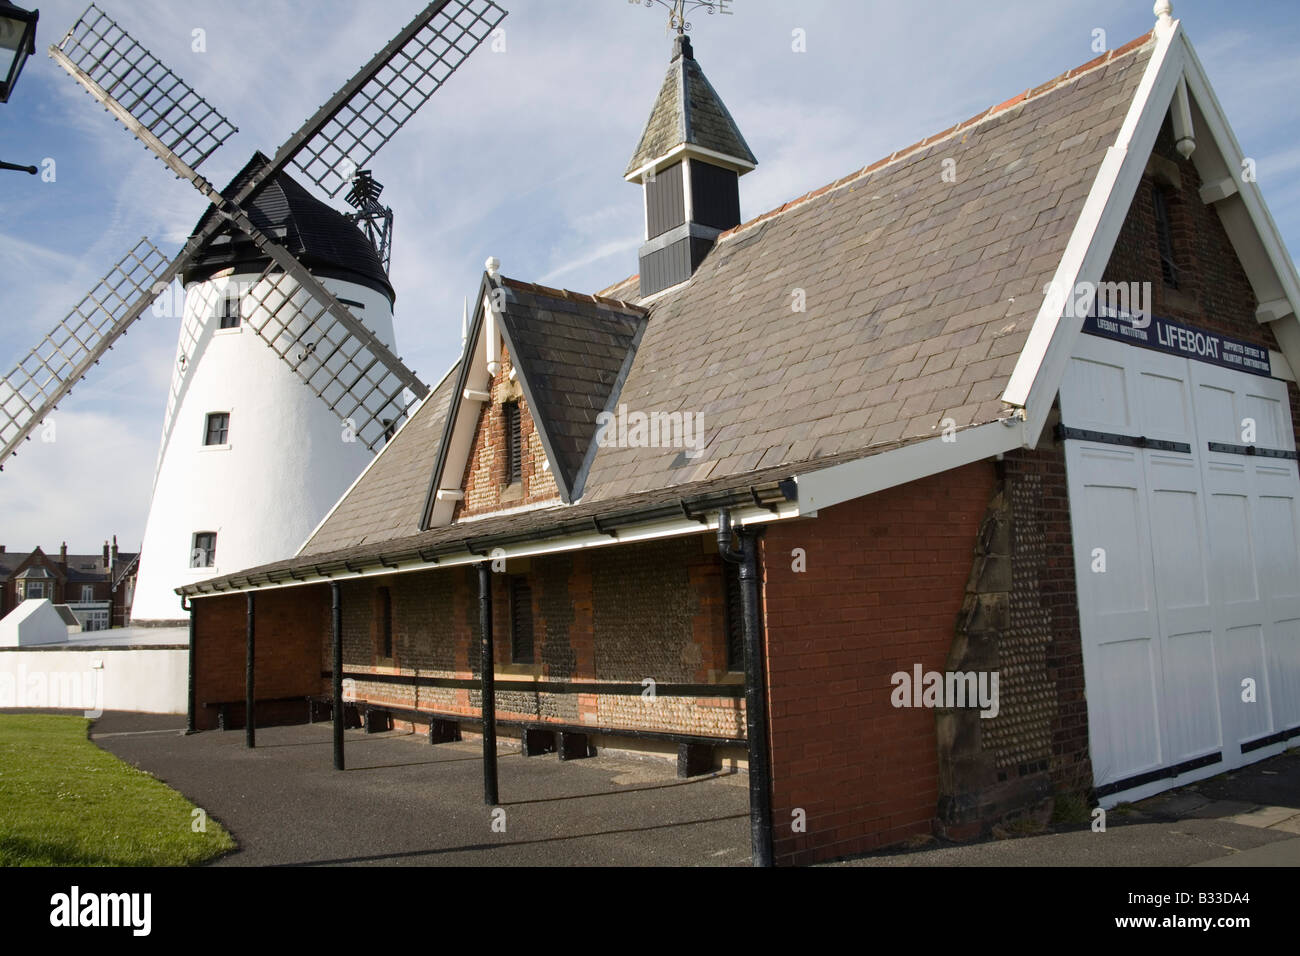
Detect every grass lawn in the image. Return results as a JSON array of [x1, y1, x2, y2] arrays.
[[0, 714, 235, 866]]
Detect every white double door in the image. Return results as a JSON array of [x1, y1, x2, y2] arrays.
[[1061, 334, 1300, 803]]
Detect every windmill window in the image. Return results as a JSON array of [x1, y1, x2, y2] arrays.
[[1152, 186, 1179, 288], [503, 401, 523, 486], [190, 532, 217, 569], [218, 292, 241, 330], [204, 412, 230, 446], [510, 578, 533, 664]]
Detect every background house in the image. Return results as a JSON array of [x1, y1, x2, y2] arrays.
[[0, 538, 139, 629]]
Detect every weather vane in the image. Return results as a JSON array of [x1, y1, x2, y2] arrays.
[[630, 0, 733, 37]]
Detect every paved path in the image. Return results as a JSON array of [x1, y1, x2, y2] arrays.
[[89, 712, 751, 867], [838, 750, 1300, 867], [83, 712, 1299, 867]]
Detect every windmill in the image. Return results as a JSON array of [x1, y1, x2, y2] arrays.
[[1, 0, 507, 621]]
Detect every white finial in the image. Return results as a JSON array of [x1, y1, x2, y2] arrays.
[[485, 256, 500, 278], [1154, 1, 1173, 25]]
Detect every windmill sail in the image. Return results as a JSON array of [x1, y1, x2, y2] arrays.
[[285, 0, 507, 197], [0, 239, 175, 467], [50, 4, 237, 171], [228, 264, 412, 452], [19, 1, 508, 469]]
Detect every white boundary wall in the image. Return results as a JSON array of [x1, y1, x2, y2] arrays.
[[0, 646, 187, 715]]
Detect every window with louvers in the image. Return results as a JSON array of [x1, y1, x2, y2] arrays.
[[503, 401, 522, 485], [510, 578, 533, 664]]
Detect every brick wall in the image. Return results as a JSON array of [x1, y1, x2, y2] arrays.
[[761, 462, 997, 866], [192, 585, 326, 730], [312, 535, 744, 741], [455, 342, 561, 519]]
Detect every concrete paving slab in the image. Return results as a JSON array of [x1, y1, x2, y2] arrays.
[[1227, 805, 1300, 829], [835, 749, 1300, 867], [1267, 814, 1300, 835], [835, 818, 1296, 867], [1193, 838, 1300, 867]]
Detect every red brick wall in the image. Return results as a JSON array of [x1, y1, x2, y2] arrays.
[[761, 462, 997, 866], [192, 586, 326, 730]]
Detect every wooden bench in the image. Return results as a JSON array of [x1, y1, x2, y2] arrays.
[[319, 702, 736, 777]]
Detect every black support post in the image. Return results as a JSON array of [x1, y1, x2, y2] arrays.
[[718, 511, 775, 867], [478, 562, 499, 806], [332, 582, 344, 771], [185, 598, 197, 735], [245, 592, 256, 749]]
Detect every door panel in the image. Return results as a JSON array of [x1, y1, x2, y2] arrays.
[[1062, 333, 1300, 798]]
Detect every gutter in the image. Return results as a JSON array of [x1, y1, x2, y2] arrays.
[[179, 478, 800, 599]]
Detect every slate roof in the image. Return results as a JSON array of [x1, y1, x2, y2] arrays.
[[300, 363, 461, 555], [495, 278, 647, 499], [626, 35, 757, 176], [191, 31, 1158, 591], [588, 34, 1154, 501], [185, 152, 394, 301]]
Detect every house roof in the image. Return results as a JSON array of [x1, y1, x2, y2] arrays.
[[587, 33, 1154, 503], [185, 152, 395, 302], [300, 363, 462, 555], [475, 278, 646, 501], [625, 34, 757, 177], [184, 16, 1300, 599], [194, 460, 803, 593], [196, 29, 1157, 590]]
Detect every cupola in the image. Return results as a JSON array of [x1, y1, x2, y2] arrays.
[[625, 34, 756, 297]]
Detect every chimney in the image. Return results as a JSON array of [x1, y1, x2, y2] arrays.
[[112, 535, 119, 564], [103, 540, 110, 566], [625, 34, 757, 298], [60, 542, 68, 563]]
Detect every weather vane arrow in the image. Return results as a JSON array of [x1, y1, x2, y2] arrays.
[[628, 0, 734, 36]]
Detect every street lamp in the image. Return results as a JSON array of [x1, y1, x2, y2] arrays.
[[0, 0, 39, 175], [0, 0, 38, 105]]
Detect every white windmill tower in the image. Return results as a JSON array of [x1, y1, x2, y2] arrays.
[[131, 161, 403, 623], [0, 1, 507, 624]]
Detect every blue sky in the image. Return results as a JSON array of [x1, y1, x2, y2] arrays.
[[0, 0, 1297, 554]]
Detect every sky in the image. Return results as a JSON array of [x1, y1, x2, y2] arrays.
[[0, 0, 1297, 555]]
